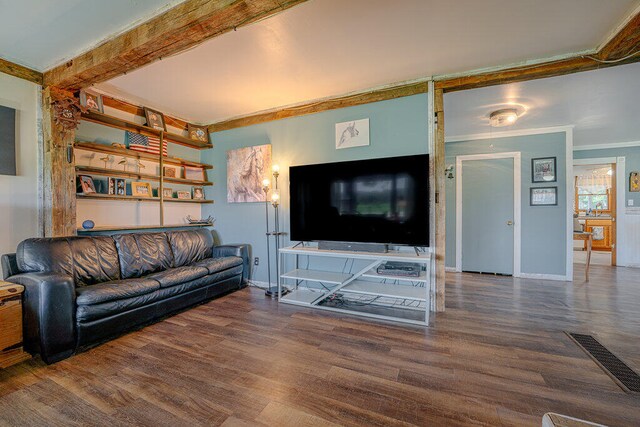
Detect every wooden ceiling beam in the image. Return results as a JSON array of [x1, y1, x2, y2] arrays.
[[0, 58, 43, 85], [598, 10, 640, 60], [43, 0, 309, 90], [208, 81, 428, 133]]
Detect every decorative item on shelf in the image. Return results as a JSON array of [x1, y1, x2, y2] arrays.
[[143, 107, 167, 131], [78, 175, 96, 194], [79, 90, 104, 113], [630, 172, 640, 192], [163, 166, 177, 178], [131, 182, 152, 197], [184, 166, 205, 181], [531, 186, 558, 206], [192, 186, 205, 200], [187, 123, 210, 143], [136, 160, 146, 172], [227, 144, 272, 203], [162, 188, 173, 198], [81, 220, 95, 230], [336, 118, 369, 149], [127, 131, 167, 156], [118, 157, 127, 171], [111, 142, 126, 149], [532, 157, 557, 183], [177, 190, 191, 200], [50, 88, 87, 136], [115, 178, 125, 195], [186, 215, 214, 225], [100, 154, 113, 168]]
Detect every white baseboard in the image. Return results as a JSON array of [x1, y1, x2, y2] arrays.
[[248, 280, 270, 289], [445, 267, 458, 272], [517, 273, 570, 282]]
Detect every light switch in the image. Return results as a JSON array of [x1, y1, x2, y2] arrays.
[[629, 199, 634, 206]]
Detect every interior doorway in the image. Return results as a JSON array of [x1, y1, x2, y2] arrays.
[[573, 161, 617, 266]]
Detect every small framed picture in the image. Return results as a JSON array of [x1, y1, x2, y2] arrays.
[[114, 178, 126, 196], [192, 186, 204, 200], [163, 166, 177, 178], [143, 107, 166, 131], [162, 187, 173, 198], [78, 175, 96, 194], [530, 187, 557, 206], [187, 124, 210, 143], [108, 177, 117, 195], [79, 90, 103, 113], [531, 157, 557, 183], [630, 172, 640, 192], [184, 166, 205, 181], [131, 182, 152, 197], [177, 190, 191, 200]]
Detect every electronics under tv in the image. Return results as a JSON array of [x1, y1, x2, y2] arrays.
[[289, 154, 429, 247], [376, 261, 421, 277]]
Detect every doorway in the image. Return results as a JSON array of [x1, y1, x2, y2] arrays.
[[573, 161, 617, 266], [456, 152, 521, 275]]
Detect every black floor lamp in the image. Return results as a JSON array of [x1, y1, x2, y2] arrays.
[[263, 165, 288, 298]]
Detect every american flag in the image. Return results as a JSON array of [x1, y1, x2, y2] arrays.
[[127, 131, 168, 156]]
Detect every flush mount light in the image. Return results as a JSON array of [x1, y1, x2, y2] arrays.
[[489, 108, 519, 127]]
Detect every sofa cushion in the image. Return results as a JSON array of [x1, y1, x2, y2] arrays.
[[76, 289, 162, 322], [167, 229, 213, 267], [191, 256, 242, 275], [146, 266, 208, 288], [16, 236, 121, 286], [76, 278, 160, 306], [113, 233, 173, 279]]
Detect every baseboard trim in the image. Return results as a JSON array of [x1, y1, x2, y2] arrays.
[[445, 267, 458, 273], [517, 273, 570, 282], [248, 280, 270, 289]]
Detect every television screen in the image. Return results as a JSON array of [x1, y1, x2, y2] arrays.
[[289, 154, 429, 246]]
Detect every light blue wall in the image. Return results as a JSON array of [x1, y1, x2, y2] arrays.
[[445, 132, 568, 276], [574, 146, 640, 207], [203, 94, 429, 282]]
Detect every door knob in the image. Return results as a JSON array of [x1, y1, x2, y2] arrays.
[[506, 220, 514, 226]]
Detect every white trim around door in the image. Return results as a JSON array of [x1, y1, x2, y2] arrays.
[[455, 152, 522, 276]]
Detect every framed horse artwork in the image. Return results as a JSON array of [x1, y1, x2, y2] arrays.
[[335, 118, 369, 149], [226, 144, 272, 203]]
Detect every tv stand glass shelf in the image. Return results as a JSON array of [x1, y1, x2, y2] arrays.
[[277, 244, 432, 326]]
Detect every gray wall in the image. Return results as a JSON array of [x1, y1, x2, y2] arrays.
[[445, 132, 568, 276], [204, 94, 429, 283], [574, 146, 640, 207]]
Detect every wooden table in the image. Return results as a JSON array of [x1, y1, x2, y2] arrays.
[[573, 232, 593, 281], [0, 282, 31, 368]]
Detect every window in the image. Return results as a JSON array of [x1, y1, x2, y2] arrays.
[[575, 168, 612, 212]]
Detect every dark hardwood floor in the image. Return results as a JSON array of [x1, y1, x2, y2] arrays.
[[1, 263, 639, 426]]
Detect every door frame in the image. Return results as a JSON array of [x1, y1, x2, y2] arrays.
[[455, 152, 522, 276], [573, 156, 625, 266]]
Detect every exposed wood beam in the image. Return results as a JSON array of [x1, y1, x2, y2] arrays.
[[43, 0, 309, 90], [209, 81, 428, 133], [0, 58, 43, 85], [436, 10, 640, 92], [101, 95, 189, 131], [433, 88, 445, 312]]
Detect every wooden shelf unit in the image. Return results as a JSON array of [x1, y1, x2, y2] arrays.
[[74, 141, 213, 170], [76, 193, 213, 203], [81, 111, 213, 150], [75, 165, 213, 187]]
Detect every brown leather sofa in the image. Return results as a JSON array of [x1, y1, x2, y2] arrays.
[[1, 229, 250, 364]]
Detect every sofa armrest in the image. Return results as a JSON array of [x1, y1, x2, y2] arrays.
[[213, 244, 251, 285], [1, 253, 19, 280], [7, 272, 76, 364]]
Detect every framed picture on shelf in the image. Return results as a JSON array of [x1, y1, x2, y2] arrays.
[[187, 124, 210, 143], [184, 166, 205, 181], [79, 90, 103, 113], [108, 177, 116, 195], [114, 178, 126, 196], [630, 172, 640, 192], [530, 186, 557, 206], [143, 107, 167, 131], [162, 188, 173, 198], [177, 190, 191, 200], [78, 175, 96, 194], [192, 186, 204, 200], [131, 182, 152, 197], [531, 157, 557, 182], [163, 166, 177, 178]]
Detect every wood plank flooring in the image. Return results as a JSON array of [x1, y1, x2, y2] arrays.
[[1, 263, 639, 426]]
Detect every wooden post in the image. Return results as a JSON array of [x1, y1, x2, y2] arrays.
[[41, 87, 77, 237], [434, 88, 446, 312], [159, 131, 165, 226]]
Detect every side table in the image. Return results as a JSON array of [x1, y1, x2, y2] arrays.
[[0, 282, 31, 368]]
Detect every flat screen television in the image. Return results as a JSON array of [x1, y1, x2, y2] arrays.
[[289, 154, 429, 246]]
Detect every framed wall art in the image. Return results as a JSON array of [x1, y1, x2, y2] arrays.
[[531, 157, 556, 182], [530, 186, 557, 206]]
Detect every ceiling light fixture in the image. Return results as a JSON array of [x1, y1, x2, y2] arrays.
[[489, 108, 519, 127]]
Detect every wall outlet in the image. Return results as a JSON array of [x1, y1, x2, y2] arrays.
[[629, 199, 634, 206], [254, 257, 259, 266]]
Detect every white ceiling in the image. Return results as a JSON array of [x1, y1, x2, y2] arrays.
[[444, 61, 640, 147], [96, 0, 640, 124], [0, 0, 185, 71]]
